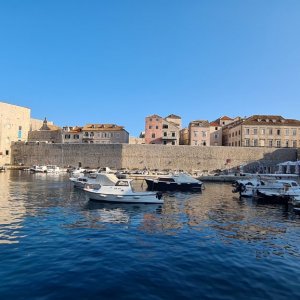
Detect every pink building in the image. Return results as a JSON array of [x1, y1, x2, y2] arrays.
[[145, 114, 181, 145]]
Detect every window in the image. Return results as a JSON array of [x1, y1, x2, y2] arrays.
[[245, 139, 250, 146], [285, 129, 289, 136], [260, 140, 265, 147], [5, 150, 9, 155], [115, 133, 120, 138], [285, 140, 289, 147], [253, 128, 258, 135], [214, 134, 218, 139], [163, 124, 168, 129], [245, 128, 250, 135], [215, 127, 218, 130], [152, 133, 155, 138], [171, 132, 175, 137], [19, 126, 22, 130], [156, 126, 159, 129], [277, 129, 281, 135], [269, 128, 273, 135], [253, 139, 258, 146], [194, 131, 198, 137], [238, 130, 241, 135], [163, 141, 167, 145], [202, 131, 207, 138], [276, 140, 281, 147], [261, 128, 265, 135], [172, 141, 175, 145], [292, 129, 297, 136], [238, 141, 241, 146], [292, 140, 297, 148], [65, 134, 71, 139], [149, 126, 152, 129], [163, 132, 167, 137], [149, 118, 152, 121], [268, 140, 273, 147]]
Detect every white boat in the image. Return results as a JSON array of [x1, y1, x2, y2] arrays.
[[84, 179, 164, 204], [46, 165, 61, 173], [70, 172, 119, 189], [145, 172, 203, 192], [232, 174, 300, 197], [30, 165, 47, 173]]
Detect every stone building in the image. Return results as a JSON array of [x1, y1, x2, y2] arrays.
[[0, 101, 31, 165], [223, 115, 300, 148], [209, 122, 222, 146], [62, 126, 83, 144], [82, 124, 129, 144], [179, 128, 189, 145], [28, 118, 62, 143], [188, 120, 210, 146], [145, 114, 181, 145]]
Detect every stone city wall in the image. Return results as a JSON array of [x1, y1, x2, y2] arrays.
[[11, 143, 297, 172]]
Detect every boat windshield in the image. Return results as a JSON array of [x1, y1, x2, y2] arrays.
[[158, 178, 175, 182]]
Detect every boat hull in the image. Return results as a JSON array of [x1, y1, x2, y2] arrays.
[[85, 190, 164, 204], [145, 179, 202, 192]]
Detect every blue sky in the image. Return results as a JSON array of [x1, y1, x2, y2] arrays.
[[1, 0, 300, 136]]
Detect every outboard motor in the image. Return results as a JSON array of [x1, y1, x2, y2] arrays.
[[156, 192, 163, 200]]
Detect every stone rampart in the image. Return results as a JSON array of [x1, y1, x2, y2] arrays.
[[11, 143, 123, 169], [11, 143, 297, 172]]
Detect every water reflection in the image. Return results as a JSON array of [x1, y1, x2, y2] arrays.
[[0, 172, 26, 244], [1, 172, 300, 258]]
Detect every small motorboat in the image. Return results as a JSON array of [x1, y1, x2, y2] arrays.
[[145, 172, 203, 192], [30, 165, 47, 173], [70, 172, 119, 190], [84, 179, 164, 204]]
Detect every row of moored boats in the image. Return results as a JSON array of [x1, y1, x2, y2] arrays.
[[232, 173, 300, 210], [69, 169, 204, 204]]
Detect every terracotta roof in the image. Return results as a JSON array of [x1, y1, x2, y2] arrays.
[[220, 116, 233, 120], [242, 115, 300, 126], [166, 114, 181, 119], [82, 124, 125, 131], [189, 120, 210, 127], [209, 122, 220, 127], [147, 114, 162, 119]]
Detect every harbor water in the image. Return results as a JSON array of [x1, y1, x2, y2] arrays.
[[0, 171, 300, 299]]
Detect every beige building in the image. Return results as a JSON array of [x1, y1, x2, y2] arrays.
[[209, 122, 223, 146], [62, 126, 83, 144], [189, 120, 210, 146], [179, 128, 189, 145], [28, 118, 62, 144], [0, 102, 31, 165], [223, 115, 300, 148], [82, 124, 129, 144], [129, 137, 145, 144]]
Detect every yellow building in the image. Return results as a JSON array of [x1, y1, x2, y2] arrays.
[[0, 102, 31, 165]]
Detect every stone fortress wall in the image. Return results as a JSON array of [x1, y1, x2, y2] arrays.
[[11, 143, 297, 173]]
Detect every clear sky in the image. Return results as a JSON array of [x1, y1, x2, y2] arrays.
[[1, 0, 300, 136]]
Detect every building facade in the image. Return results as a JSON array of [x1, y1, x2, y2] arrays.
[[82, 124, 129, 144], [179, 128, 189, 145], [223, 115, 300, 148], [62, 126, 83, 144], [145, 114, 181, 145], [209, 122, 222, 146], [0, 102, 31, 165], [188, 120, 210, 146]]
